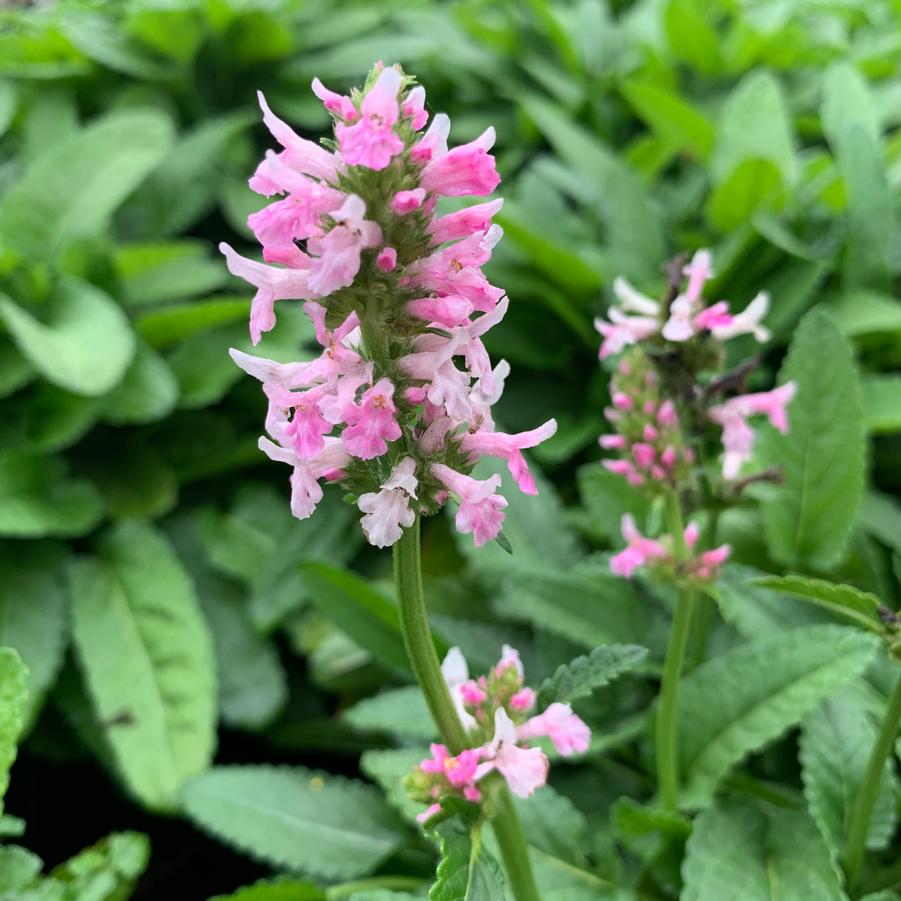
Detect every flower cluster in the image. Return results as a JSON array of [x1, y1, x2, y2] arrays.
[[405, 646, 590, 822], [610, 514, 731, 582], [602, 351, 693, 492], [594, 249, 770, 359], [222, 65, 556, 548]]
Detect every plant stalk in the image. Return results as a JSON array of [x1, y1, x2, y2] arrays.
[[393, 518, 541, 901], [655, 491, 696, 811], [843, 668, 901, 887]]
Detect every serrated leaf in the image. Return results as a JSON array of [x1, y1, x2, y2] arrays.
[[0, 452, 104, 539], [801, 693, 898, 860], [0, 280, 134, 397], [345, 686, 434, 740], [69, 521, 216, 811], [682, 800, 845, 901], [0, 648, 27, 815], [428, 815, 505, 901], [48, 831, 150, 899], [182, 766, 406, 880], [536, 644, 648, 709], [0, 542, 68, 726], [678, 625, 880, 807], [760, 309, 865, 570], [755, 575, 882, 632], [0, 109, 174, 257]]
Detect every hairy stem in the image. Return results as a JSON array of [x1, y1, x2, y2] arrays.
[[843, 668, 901, 887], [393, 519, 541, 901], [655, 491, 695, 811]]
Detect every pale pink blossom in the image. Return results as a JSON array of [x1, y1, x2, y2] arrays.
[[400, 332, 472, 421], [357, 457, 418, 547], [391, 188, 426, 214], [510, 688, 535, 711], [306, 194, 382, 295], [220, 242, 317, 344], [411, 113, 449, 163], [416, 803, 442, 824], [432, 464, 507, 546], [600, 434, 627, 450], [460, 681, 487, 706], [335, 67, 404, 170], [595, 307, 659, 359], [420, 743, 481, 788], [376, 247, 397, 271], [461, 419, 557, 495], [661, 295, 697, 342], [407, 295, 474, 328], [693, 301, 733, 332], [341, 377, 402, 459], [683, 249, 713, 304], [311, 77, 357, 121], [429, 198, 504, 244], [265, 383, 331, 460], [476, 709, 548, 798], [496, 644, 524, 677], [610, 514, 668, 578], [421, 127, 500, 196], [712, 292, 771, 342], [517, 703, 591, 756], [441, 647, 477, 732], [402, 85, 428, 130], [696, 545, 732, 579]]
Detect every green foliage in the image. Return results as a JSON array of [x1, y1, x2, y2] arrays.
[[761, 310, 866, 571], [0, 647, 28, 814], [682, 800, 846, 901], [755, 575, 883, 632], [182, 766, 407, 880], [678, 625, 880, 806], [210, 881, 326, 901], [428, 814, 505, 901], [70, 521, 216, 811], [536, 644, 648, 709]]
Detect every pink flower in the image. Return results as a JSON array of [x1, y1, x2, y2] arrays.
[[683, 249, 713, 304], [335, 67, 404, 170], [461, 420, 557, 495], [631, 442, 656, 469], [495, 644, 524, 677], [421, 127, 500, 196], [220, 243, 317, 344], [517, 703, 591, 756], [610, 514, 668, 578], [595, 308, 659, 359], [391, 188, 426, 214], [431, 464, 507, 546], [356, 457, 418, 547], [712, 291, 770, 342], [441, 647, 477, 732], [696, 545, 732, 580], [407, 295, 474, 328], [416, 803, 442, 824], [311, 77, 357, 121], [253, 92, 339, 185], [400, 332, 472, 421], [264, 383, 331, 460], [376, 247, 397, 271], [402, 85, 428, 130], [477, 709, 548, 798], [420, 743, 481, 789], [460, 681, 487, 706], [306, 194, 382, 295], [600, 434, 627, 450], [429, 198, 504, 244], [510, 688, 535, 712], [411, 113, 450, 163], [661, 295, 697, 342], [693, 301, 733, 332], [341, 377, 402, 459]]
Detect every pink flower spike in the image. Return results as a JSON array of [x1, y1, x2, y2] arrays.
[[342, 377, 402, 459], [391, 188, 426, 214], [517, 703, 591, 756], [421, 127, 500, 197], [402, 85, 428, 130], [431, 464, 508, 546], [479, 709, 549, 798], [429, 199, 504, 244], [460, 419, 557, 495], [335, 67, 404, 170], [376, 246, 397, 272], [311, 77, 358, 121], [510, 688, 535, 712]]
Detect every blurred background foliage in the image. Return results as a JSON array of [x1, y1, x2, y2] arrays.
[[0, 0, 900, 897]]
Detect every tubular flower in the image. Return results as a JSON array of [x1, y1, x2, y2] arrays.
[[224, 65, 555, 548], [406, 646, 591, 822]]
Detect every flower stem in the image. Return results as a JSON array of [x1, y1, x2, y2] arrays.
[[843, 668, 901, 887], [393, 517, 542, 901], [655, 491, 696, 811]]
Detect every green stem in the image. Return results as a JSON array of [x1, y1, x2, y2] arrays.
[[655, 491, 696, 811], [393, 518, 542, 901], [686, 508, 719, 671], [843, 668, 901, 888]]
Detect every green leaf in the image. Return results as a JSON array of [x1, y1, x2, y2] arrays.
[[0, 452, 104, 539], [48, 831, 150, 900], [664, 0, 721, 75], [755, 575, 882, 632], [678, 624, 880, 806], [69, 521, 216, 811], [0, 542, 69, 726], [620, 79, 715, 160], [822, 62, 881, 149], [859, 491, 901, 555], [209, 879, 326, 901], [101, 342, 178, 424], [298, 562, 414, 675], [360, 747, 428, 824], [428, 815, 505, 901], [0, 339, 33, 399], [536, 644, 648, 709], [136, 297, 249, 348], [344, 686, 434, 740], [801, 693, 898, 859], [0, 383, 100, 454], [0, 280, 134, 397], [761, 309, 865, 570], [0, 109, 174, 257], [83, 441, 177, 520], [682, 800, 845, 901], [827, 291, 901, 337], [706, 159, 786, 232], [0, 845, 41, 894], [0, 647, 28, 815], [181, 766, 406, 880], [862, 375, 901, 434]]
